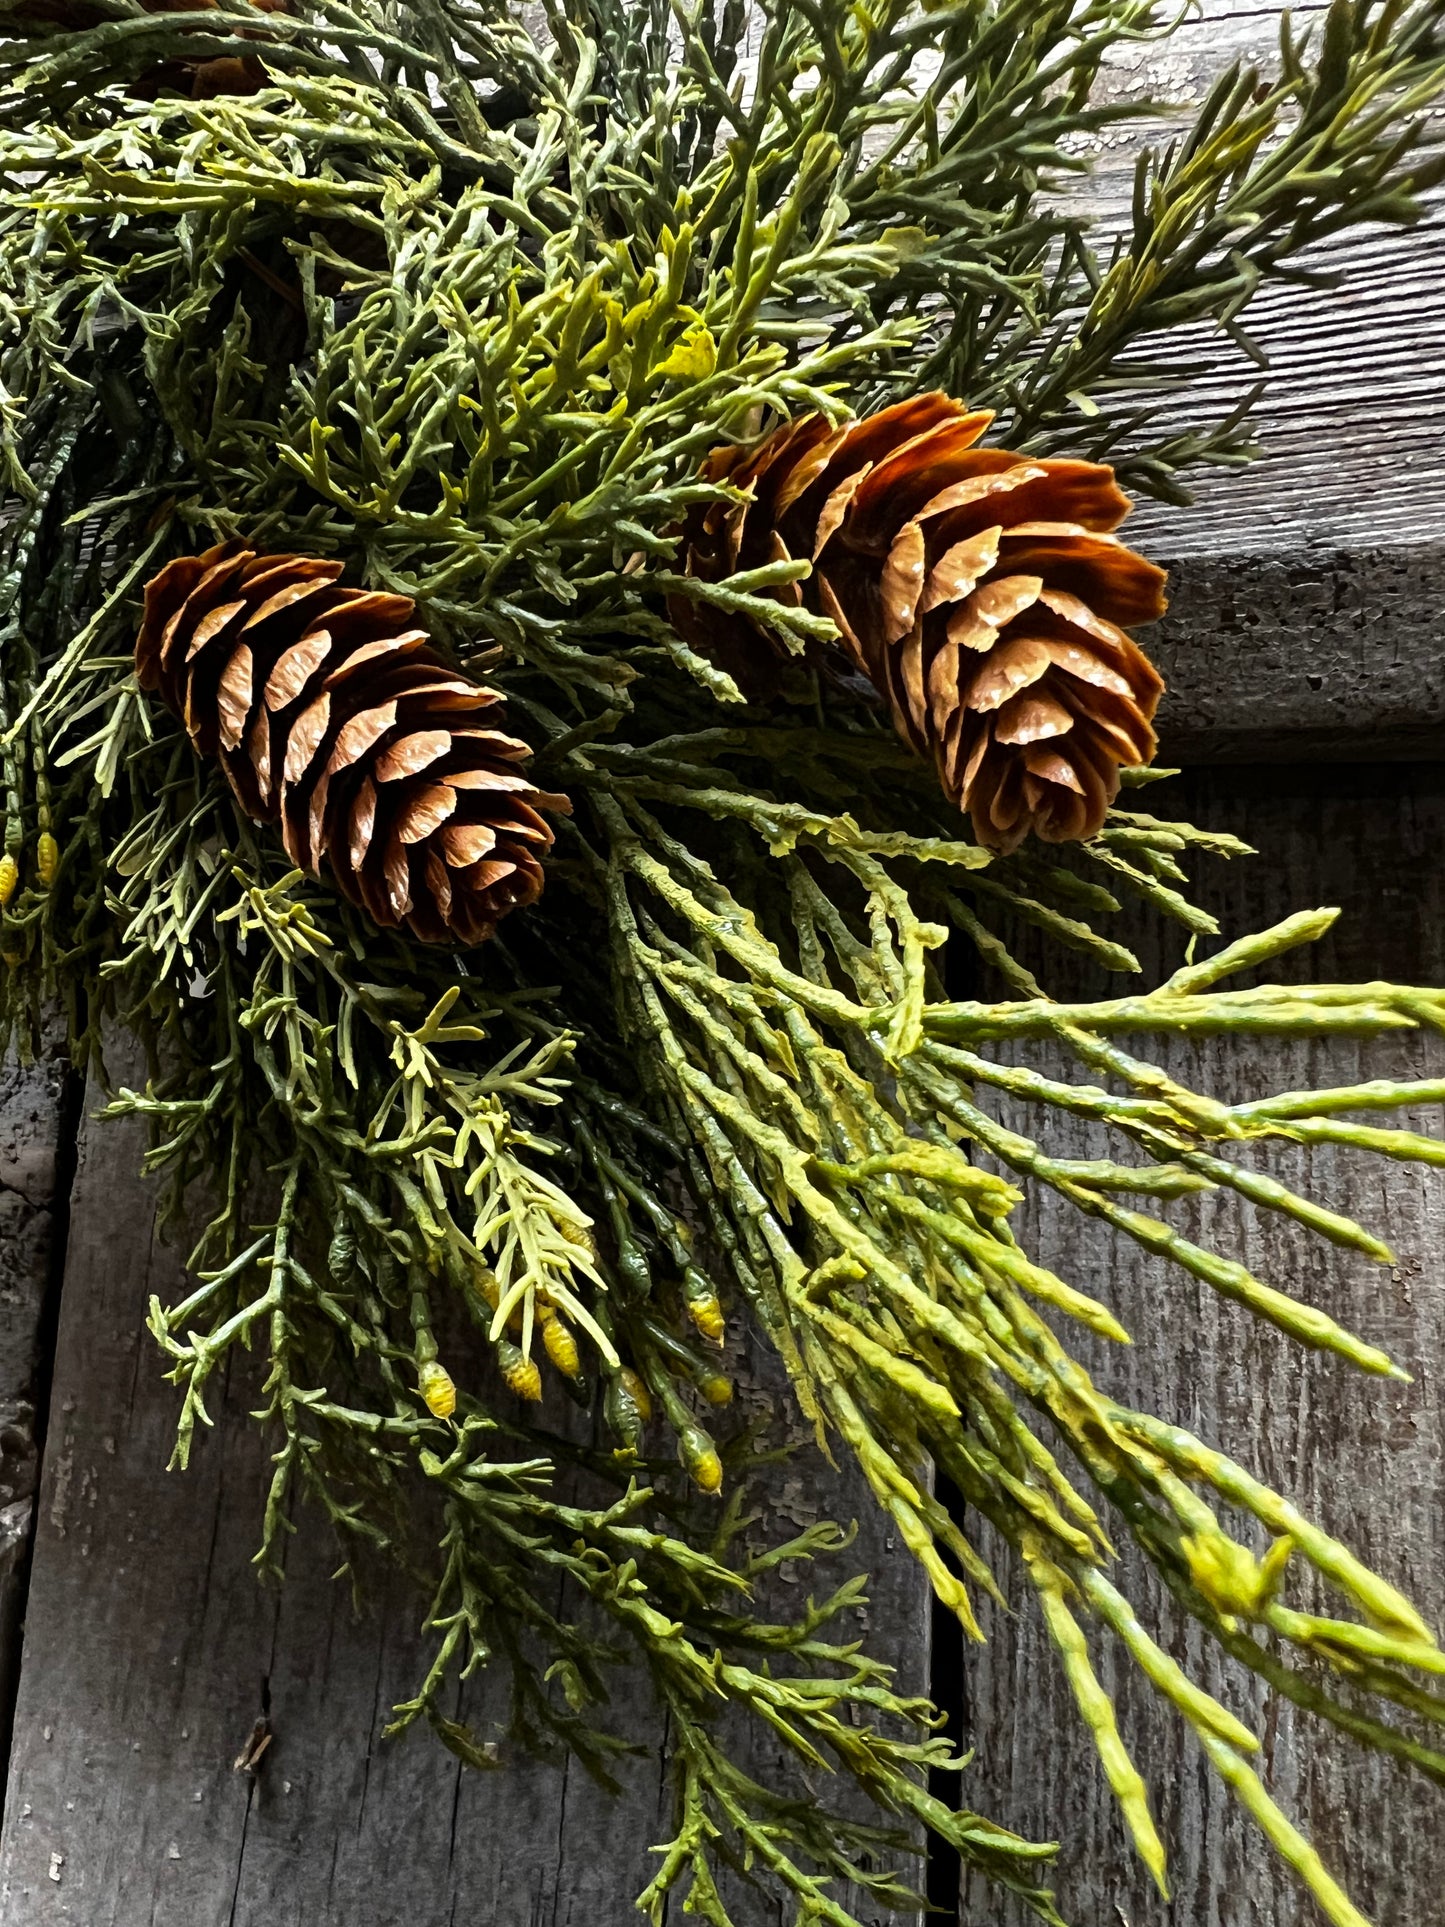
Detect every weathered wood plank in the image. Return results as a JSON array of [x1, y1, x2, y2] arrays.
[[1044, 1, 1445, 759], [1125, 211, 1445, 567], [1148, 542, 1445, 764], [1071, 0, 1445, 562], [955, 761, 1445, 1927], [0, 1070, 926, 1926], [0, 1048, 76, 1770]]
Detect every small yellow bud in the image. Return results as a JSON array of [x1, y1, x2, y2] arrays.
[[688, 1295, 725, 1344], [1180, 1530, 1285, 1626], [556, 1216, 598, 1262], [472, 1268, 501, 1311], [619, 1366, 653, 1423], [679, 1422, 723, 1494], [700, 1374, 733, 1407], [35, 832, 58, 889], [0, 853, 17, 907], [683, 1267, 725, 1343], [500, 1341, 543, 1403], [541, 1312, 582, 1380], [686, 1446, 723, 1495], [418, 1359, 457, 1419]]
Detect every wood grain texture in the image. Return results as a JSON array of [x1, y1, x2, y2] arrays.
[[1068, 0, 1445, 563], [1148, 542, 1445, 764], [0, 1072, 926, 1927], [1043, 1, 1445, 758], [0, 1047, 75, 1764], [955, 762, 1445, 1927]]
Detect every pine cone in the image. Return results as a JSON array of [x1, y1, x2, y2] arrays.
[[669, 394, 1168, 853], [136, 542, 567, 945]]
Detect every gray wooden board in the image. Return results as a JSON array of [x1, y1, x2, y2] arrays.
[[1146, 542, 1445, 765], [0, 1045, 74, 1758], [947, 0, 1445, 759], [0, 1063, 926, 1927], [1061, 0, 1445, 563], [1051, 0, 1445, 760], [957, 762, 1445, 1927]]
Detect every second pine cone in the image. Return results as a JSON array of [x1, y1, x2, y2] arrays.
[[670, 394, 1168, 853]]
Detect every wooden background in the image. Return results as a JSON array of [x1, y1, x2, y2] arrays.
[[1, 4, 1444, 1921]]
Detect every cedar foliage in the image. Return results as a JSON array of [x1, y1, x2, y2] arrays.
[[3, 2, 1445, 1920]]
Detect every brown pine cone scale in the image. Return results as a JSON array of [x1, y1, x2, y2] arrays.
[[137, 541, 567, 945], [671, 393, 1167, 852]]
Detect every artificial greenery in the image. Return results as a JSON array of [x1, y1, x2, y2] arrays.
[[3, 1, 1445, 1921]]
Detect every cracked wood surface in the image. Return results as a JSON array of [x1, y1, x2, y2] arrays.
[[1060, 0, 1445, 761], [1074, 1, 1445, 562], [0, 1050, 71, 1773]]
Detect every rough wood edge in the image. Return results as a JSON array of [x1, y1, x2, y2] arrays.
[[0, 1049, 80, 1800], [1149, 538, 1445, 763]]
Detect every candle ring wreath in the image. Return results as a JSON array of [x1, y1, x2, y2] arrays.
[[3, 3, 1445, 1922]]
